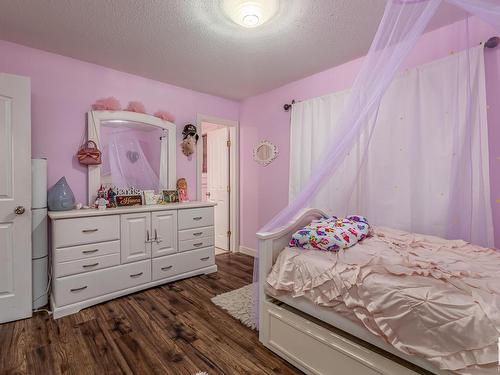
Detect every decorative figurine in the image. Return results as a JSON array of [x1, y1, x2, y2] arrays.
[[107, 186, 117, 208], [177, 178, 189, 202], [97, 197, 109, 210]]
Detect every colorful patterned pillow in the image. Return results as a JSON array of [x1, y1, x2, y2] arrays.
[[289, 215, 370, 252]]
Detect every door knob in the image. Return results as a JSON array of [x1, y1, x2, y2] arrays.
[[206, 192, 211, 198], [14, 206, 25, 215]]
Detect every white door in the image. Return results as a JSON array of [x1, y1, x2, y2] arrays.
[[120, 213, 151, 263], [207, 128, 229, 251], [0, 74, 31, 323], [151, 210, 177, 258]]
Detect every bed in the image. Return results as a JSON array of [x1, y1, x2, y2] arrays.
[[257, 209, 500, 375]]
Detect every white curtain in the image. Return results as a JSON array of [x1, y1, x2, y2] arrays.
[[289, 46, 494, 247]]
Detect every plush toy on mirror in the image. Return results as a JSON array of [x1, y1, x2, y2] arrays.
[[181, 124, 198, 156]]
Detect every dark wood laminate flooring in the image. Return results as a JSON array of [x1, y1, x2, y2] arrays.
[[0, 253, 303, 375]]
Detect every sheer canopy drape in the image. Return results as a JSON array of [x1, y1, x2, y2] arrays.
[[254, 0, 500, 329], [289, 46, 493, 247]]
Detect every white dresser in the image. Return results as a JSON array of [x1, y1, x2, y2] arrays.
[[48, 202, 217, 319]]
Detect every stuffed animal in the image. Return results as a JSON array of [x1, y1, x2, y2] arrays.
[[181, 124, 199, 156]]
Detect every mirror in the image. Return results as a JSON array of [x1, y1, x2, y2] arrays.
[[253, 140, 278, 166], [87, 111, 176, 204]]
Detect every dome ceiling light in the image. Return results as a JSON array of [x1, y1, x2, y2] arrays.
[[222, 0, 279, 28]]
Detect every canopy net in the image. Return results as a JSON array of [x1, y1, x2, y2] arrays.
[[253, 0, 500, 329]]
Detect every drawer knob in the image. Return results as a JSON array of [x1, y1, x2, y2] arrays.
[[130, 272, 143, 278], [193, 232, 203, 236], [82, 229, 98, 233], [200, 256, 210, 261], [193, 217, 202, 221], [161, 265, 173, 271], [70, 286, 88, 292], [82, 249, 99, 254], [82, 262, 99, 268], [193, 242, 203, 247]]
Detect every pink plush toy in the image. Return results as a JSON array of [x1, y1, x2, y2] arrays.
[[125, 101, 146, 114], [154, 110, 175, 123], [92, 97, 121, 111]]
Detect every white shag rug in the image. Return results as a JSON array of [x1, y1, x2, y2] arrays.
[[211, 284, 256, 330]]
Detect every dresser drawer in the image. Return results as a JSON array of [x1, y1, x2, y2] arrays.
[[53, 216, 120, 248], [178, 207, 214, 230], [152, 247, 215, 281], [178, 226, 214, 241], [55, 253, 121, 278], [53, 260, 151, 307], [179, 236, 215, 252], [54, 240, 120, 263]]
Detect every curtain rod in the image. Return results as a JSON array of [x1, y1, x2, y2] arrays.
[[283, 36, 499, 112]]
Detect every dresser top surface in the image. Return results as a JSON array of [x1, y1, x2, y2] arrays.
[[48, 201, 216, 220]]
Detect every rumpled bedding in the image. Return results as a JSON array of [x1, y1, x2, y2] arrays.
[[267, 226, 500, 374]]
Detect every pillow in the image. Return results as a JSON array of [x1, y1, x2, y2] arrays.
[[289, 215, 370, 252]]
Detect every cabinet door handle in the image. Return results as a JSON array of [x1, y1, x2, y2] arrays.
[[70, 286, 88, 292], [193, 242, 203, 247], [82, 249, 98, 254], [193, 216, 202, 221], [82, 262, 99, 268], [82, 229, 98, 233], [200, 256, 210, 261], [161, 265, 173, 271], [193, 232, 203, 236], [146, 230, 150, 243], [154, 229, 162, 243], [130, 272, 143, 278]]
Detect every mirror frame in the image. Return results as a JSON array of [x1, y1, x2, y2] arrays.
[[87, 110, 176, 205], [253, 140, 279, 166]]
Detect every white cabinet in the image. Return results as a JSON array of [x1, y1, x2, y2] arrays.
[[151, 210, 177, 258], [49, 202, 216, 319], [121, 212, 151, 264]]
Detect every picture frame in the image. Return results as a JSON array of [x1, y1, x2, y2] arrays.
[[143, 190, 156, 205], [162, 190, 179, 203]]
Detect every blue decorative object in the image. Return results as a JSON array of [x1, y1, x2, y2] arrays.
[[47, 176, 75, 211]]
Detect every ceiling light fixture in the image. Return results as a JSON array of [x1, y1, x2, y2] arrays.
[[222, 0, 279, 28]]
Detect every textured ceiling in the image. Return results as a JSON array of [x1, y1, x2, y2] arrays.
[[0, 0, 467, 100]]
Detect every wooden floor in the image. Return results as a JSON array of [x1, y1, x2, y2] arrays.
[[0, 253, 303, 375]]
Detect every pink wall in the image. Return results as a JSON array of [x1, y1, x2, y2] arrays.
[[0, 40, 239, 203], [239, 17, 500, 250]]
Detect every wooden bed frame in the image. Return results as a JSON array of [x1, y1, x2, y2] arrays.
[[256, 208, 445, 375]]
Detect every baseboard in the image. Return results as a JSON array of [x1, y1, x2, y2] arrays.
[[238, 245, 257, 257]]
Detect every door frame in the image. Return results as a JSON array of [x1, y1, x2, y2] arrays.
[[196, 114, 239, 253]]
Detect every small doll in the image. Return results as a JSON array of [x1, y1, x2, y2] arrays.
[[177, 178, 189, 202]]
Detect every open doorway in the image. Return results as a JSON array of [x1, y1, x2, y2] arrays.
[[196, 114, 239, 256]]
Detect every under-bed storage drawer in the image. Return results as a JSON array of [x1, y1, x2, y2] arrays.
[[53, 215, 120, 248], [53, 260, 151, 307], [152, 247, 215, 281], [178, 207, 214, 230], [262, 300, 419, 375]]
